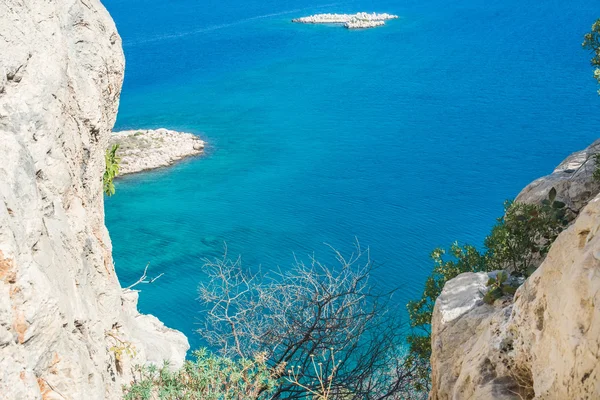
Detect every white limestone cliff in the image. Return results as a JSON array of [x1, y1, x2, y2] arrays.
[[0, 1, 188, 399]]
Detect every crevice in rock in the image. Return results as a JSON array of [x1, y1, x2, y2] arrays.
[[6, 53, 32, 84]]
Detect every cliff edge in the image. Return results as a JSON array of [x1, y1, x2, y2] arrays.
[[0, 1, 188, 399], [429, 144, 600, 399]]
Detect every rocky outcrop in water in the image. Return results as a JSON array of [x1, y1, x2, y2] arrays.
[[0, 1, 188, 399], [429, 142, 600, 400], [109, 128, 205, 175], [292, 12, 398, 29]]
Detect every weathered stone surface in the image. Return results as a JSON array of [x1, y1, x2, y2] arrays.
[[430, 194, 600, 400], [109, 128, 205, 175], [0, 1, 188, 399], [516, 139, 600, 216]]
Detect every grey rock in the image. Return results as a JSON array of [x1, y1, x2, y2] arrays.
[[516, 139, 600, 216]]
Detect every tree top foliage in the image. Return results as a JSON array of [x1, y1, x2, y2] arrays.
[[583, 19, 600, 92]]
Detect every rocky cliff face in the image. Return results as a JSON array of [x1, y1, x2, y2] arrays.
[[0, 1, 188, 399], [429, 145, 600, 400], [516, 139, 600, 218]]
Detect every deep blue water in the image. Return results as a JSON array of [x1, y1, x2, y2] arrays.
[[103, 0, 600, 352]]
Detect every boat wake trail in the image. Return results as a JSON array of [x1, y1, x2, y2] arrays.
[[125, 3, 344, 47]]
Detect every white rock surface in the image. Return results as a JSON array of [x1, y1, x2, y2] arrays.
[[109, 128, 205, 175], [516, 139, 600, 217], [0, 1, 188, 399], [430, 195, 600, 399], [345, 20, 386, 29], [292, 12, 398, 29]]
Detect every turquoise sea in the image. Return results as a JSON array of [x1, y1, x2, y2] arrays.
[[103, 0, 600, 352]]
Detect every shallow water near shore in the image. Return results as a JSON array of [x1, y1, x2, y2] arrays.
[[104, 0, 600, 352]]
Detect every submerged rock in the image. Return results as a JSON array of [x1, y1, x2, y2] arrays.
[[109, 128, 205, 175]]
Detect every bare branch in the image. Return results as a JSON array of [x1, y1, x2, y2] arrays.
[[197, 241, 423, 399], [124, 262, 164, 292]]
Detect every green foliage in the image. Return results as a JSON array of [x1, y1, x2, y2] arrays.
[[123, 348, 280, 400], [485, 189, 568, 277], [104, 144, 120, 197], [106, 330, 137, 374], [482, 271, 517, 305], [583, 19, 600, 93]]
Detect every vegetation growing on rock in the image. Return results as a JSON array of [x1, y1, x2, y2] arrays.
[[406, 190, 568, 389], [482, 271, 518, 305], [109, 128, 205, 175], [104, 144, 121, 196], [124, 349, 280, 400], [485, 189, 568, 277], [583, 18, 600, 93]]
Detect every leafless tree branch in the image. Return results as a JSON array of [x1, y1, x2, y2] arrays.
[[124, 262, 165, 292], [198, 241, 425, 399]]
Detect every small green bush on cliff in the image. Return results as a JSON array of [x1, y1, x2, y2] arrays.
[[482, 271, 518, 305], [104, 144, 120, 196], [485, 191, 567, 277]]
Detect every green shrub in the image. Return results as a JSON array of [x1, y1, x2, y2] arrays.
[[485, 189, 567, 277], [583, 19, 600, 93], [104, 144, 120, 196], [123, 348, 280, 400], [482, 271, 517, 305]]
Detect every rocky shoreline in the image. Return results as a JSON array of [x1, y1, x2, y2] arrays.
[[292, 12, 398, 29], [109, 128, 205, 175]]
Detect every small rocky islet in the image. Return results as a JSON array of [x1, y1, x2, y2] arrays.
[[292, 12, 399, 29], [109, 128, 205, 175]]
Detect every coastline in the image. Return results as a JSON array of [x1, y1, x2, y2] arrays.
[[109, 128, 205, 176]]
